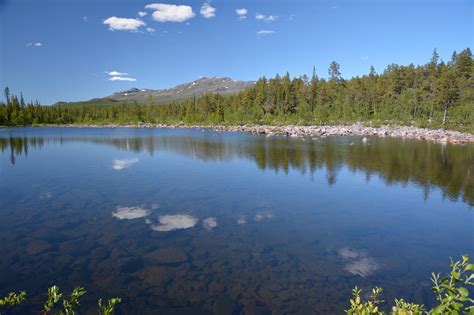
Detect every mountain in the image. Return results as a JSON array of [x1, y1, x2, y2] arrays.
[[56, 77, 255, 106]]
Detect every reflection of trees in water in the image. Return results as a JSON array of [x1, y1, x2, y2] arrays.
[[0, 136, 45, 165], [1, 135, 472, 205]]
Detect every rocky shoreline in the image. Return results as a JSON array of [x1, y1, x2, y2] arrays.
[[6, 123, 470, 144], [211, 124, 474, 144]]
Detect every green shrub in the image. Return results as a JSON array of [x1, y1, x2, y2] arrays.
[[346, 255, 473, 314], [0, 286, 120, 315]]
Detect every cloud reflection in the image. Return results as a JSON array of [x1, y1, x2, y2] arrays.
[[237, 215, 246, 224], [203, 217, 217, 230], [151, 214, 198, 232], [338, 247, 378, 278], [255, 212, 273, 221], [39, 192, 52, 199], [112, 158, 139, 170], [112, 206, 150, 220]]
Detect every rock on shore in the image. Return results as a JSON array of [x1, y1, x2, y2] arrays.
[[211, 124, 474, 144], [62, 123, 474, 144]]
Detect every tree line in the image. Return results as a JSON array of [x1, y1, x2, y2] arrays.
[[0, 48, 472, 131]]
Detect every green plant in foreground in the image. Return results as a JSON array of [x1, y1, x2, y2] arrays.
[[346, 255, 473, 315], [430, 255, 473, 314], [41, 286, 120, 315], [346, 286, 384, 314], [98, 297, 122, 315], [0, 285, 119, 315], [0, 291, 26, 307], [392, 299, 426, 315], [43, 285, 62, 312], [60, 286, 86, 315]]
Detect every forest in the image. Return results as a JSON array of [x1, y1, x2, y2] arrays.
[[0, 48, 472, 132]]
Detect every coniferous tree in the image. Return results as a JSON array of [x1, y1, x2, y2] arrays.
[[436, 69, 459, 125], [0, 48, 471, 131]]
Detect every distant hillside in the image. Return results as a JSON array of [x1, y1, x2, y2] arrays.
[[55, 77, 255, 106]]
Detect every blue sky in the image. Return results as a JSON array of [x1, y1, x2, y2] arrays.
[[0, 0, 472, 104]]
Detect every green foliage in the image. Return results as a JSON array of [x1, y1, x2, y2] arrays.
[[38, 285, 119, 314], [346, 255, 473, 315], [0, 291, 26, 308], [43, 285, 62, 312], [60, 286, 86, 315], [0, 48, 472, 132], [391, 298, 426, 314], [98, 297, 122, 315], [430, 255, 473, 314], [43, 286, 86, 314], [346, 287, 384, 314]]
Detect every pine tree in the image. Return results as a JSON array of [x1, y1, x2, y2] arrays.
[[455, 48, 472, 79], [328, 61, 342, 83], [436, 69, 459, 125], [309, 67, 319, 113]]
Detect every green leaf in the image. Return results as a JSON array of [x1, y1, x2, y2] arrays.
[[452, 271, 461, 280], [458, 287, 469, 297]]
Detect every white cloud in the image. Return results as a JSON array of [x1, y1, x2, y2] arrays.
[[200, 2, 216, 18], [26, 42, 42, 47], [109, 76, 137, 82], [138, 11, 147, 17], [103, 16, 146, 31], [151, 214, 198, 232], [107, 70, 128, 76], [257, 30, 275, 36], [255, 13, 277, 22], [112, 206, 150, 220], [112, 158, 139, 169], [361, 55, 369, 61], [146, 27, 156, 33], [203, 217, 217, 230], [236, 8, 247, 19], [145, 3, 195, 23]]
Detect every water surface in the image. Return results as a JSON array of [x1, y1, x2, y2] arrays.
[[0, 127, 473, 314]]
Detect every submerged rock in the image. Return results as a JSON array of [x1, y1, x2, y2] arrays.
[[145, 248, 188, 265], [25, 240, 52, 255]]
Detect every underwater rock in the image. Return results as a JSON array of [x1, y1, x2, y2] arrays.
[[25, 240, 52, 255], [145, 248, 188, 265]]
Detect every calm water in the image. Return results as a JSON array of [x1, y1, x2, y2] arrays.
[[0, 127, 473, 314]]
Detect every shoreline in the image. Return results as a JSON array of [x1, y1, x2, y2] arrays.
[[2, 123, 474, 144]]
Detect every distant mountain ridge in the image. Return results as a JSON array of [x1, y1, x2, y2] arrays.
[[56, 77, 255, 106]]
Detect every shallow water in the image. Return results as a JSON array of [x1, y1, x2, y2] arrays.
[[0, 127, 473, 314]]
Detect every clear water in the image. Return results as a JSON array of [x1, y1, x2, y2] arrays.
[[0, 127, 472, 314]]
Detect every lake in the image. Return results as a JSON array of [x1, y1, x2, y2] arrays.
[[0, 127, 472, 314]]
